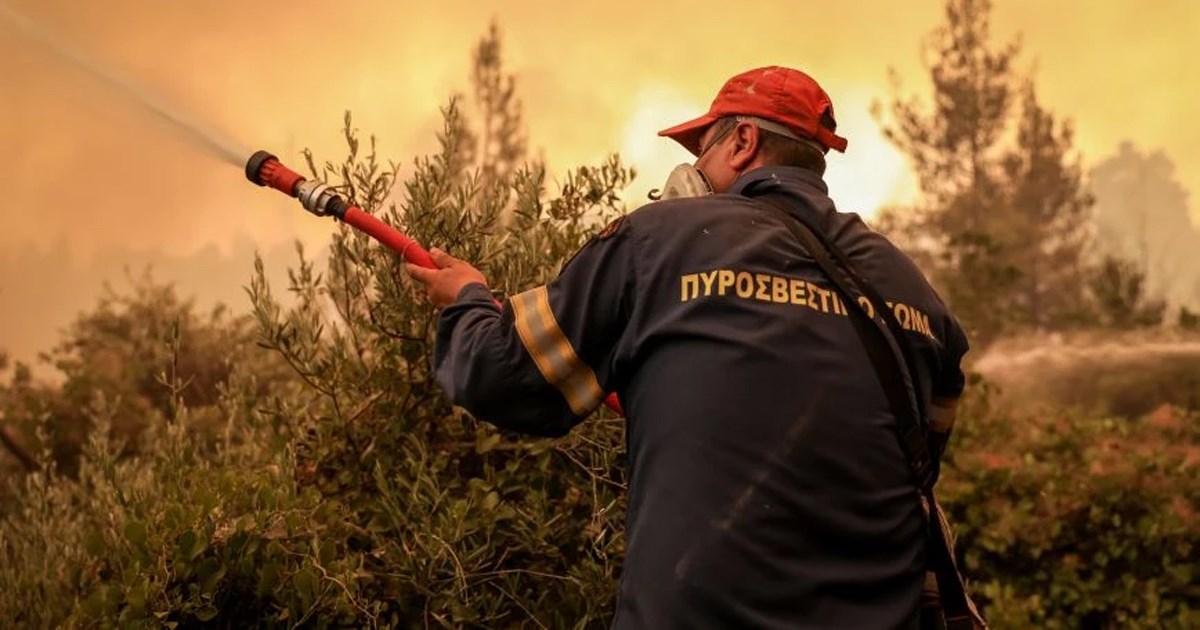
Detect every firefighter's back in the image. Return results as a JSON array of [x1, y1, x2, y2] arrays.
[[609, 167, 968, 629]]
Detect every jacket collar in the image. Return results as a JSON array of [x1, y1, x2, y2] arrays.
[[728, 166, 837, 225], [729, 165, 828, 196]]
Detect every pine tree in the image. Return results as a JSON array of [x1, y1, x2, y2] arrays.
[[999, 83, 1095, 329], [875, 0, 1101, 344], [467, 21, 528, 189], [877, 0, 1018, 210]]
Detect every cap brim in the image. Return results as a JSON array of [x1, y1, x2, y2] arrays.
[[657, 113, 720, 158], [816, 128, 849, 153]]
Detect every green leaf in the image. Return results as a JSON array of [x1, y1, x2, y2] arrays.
[[293, 567, 319, 609], [257, 563, 281, 597], [177, 529, 196, 558], [365, 513, 390, 532], [197, 489, 218, 512], [226, 530, 248, 556], [126, 583, 147, 612], [319, 539, 336, 566], [82, 588, 107, 617], [124, 520, 148, 547], [84, 530, 107, 555], [476, 432, 502, 454], [177, 529, 206, 562], [196, 557, 225, 593], [194, 605, 220, 622], [106, 583, 123, 607]]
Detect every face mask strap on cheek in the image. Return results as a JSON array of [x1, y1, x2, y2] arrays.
[[648, 164, 715, 201]]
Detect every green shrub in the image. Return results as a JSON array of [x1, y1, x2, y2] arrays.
[[0, 351, 330, 626], [0, 272, 293, 479], [234, 95, 634, 627], [942, 378, 1200, 628]]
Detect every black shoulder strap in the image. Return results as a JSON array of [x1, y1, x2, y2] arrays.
[[753, 193, 984, 630], [754, 194, 933, 490]]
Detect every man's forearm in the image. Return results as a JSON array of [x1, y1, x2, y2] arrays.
[[433, 284, 579, 437]]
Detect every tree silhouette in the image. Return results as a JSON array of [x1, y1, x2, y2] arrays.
[[1088, 141, 1200, 310]]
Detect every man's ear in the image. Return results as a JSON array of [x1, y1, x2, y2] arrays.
[[729, 122, 761, 170]]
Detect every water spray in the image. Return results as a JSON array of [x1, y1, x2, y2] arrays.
[[245, 151, 625, 416], [0, 2, 246, 166]]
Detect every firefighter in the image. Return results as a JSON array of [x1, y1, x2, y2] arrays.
[[406, 66, 972, 629]]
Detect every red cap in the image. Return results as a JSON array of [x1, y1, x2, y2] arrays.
[[658, 66, 848, 156]]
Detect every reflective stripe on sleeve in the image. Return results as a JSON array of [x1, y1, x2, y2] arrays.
[[510, 286, 605, 415]]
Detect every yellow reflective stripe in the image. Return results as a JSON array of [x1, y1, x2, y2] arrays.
[[929, 397, 959, 433], [510, 286, 605, 415]]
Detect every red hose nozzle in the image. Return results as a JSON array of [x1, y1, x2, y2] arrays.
[[244, 149, 434, 265], [246, 150, 304, 197]]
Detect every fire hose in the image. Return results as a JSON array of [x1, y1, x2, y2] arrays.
[[244, 150, 624, 417]]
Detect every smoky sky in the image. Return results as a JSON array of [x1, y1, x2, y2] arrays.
[[1, 0, 1198, 368]]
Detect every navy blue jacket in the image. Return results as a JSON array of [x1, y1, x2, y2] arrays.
[[433, 166, 970, 629]]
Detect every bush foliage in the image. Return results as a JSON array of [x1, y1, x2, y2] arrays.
[[942, 381, 1200, 628]]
